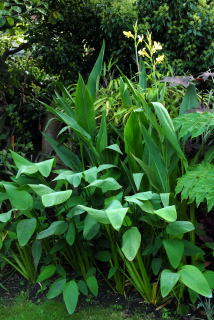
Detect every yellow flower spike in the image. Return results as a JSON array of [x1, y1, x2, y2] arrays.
[[156, 54, 165, 64], [138, 48, 150, 58], [123, 31, 134, 39]]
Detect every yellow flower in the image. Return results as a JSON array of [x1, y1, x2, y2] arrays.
[[154, 41, 162, 50], [152, 41, 163, 54], [137, 35, 144, 43], [123, 31, 134, 39], [156, 54, 165, 64], [138, 48, 150, 58]]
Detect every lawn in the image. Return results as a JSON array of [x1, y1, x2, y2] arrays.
[[0, 297, 160, 320]]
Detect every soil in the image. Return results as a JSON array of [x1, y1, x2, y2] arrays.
[[0, 268, 209, 320]]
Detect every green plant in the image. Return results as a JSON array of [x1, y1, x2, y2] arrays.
[[40, 43, 214, 310]]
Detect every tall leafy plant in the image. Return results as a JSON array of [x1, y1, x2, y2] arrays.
[[41, 42, 112, 168]]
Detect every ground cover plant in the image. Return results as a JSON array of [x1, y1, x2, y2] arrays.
[[0, 292, 175, 320]]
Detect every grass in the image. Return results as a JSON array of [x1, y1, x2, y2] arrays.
[[0, 294, 159, 320]]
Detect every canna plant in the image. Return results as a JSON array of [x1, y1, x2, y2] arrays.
[[41, 41, 114, 169]]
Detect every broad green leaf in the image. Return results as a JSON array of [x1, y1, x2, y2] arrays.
[[166, 221, 195, 236], [160, 193, 170, 207], [0, 209, 13, 223], [4, 183, 33, 210], [17, 165, 38, 178], [125, 191, 153, 203], [160, 269, 180, 297], [16, 158, 55, 178], [124, 112, 143, 172], [79, 205, 109, 224], [153, 102, 187, 165], [154, 206, 177, 222], [37, 221, 68, 239], [66, 222, 76, 245], [66, 195, 86, 207], [163, 239, 184, 269], [0, 192, 8, 202], [28, 184, 54, 196], [122, 227, 141, 261], [63, 280, 79, 314], [133, 173, 144, 191], [54, 171, 82, 188], [42, 190, 72, 207], [140, 125, 170, 192], [47, 278, 66, 299], [35, 158, 55, 177], [97, 164, 117, 172], [119, 77, 132, 107], [17, 218, 37, 247], [75, 74, 95, 137], [67, 206, 85, 218], [179, 84, 200, 114], [96, 111, 107, 153], [86, 178, 122, 193], [37, 265, 56, 283], [32, 240, 42, 270], [106, 200, 128, 231], [83, 215, 100, 240], [45, 107, 92, 145], [152, 258, 162, 276], [139, 58, 147, 89], [78, 280, 88, 296], [53, 88, 74, 117], [42, 133, 82, 171], [86, 276, 98, 296], [179, 265, 212, 297], [10, 151, 32, 169], [87, 40, 105, 99], [204, 271, 214, 289], [83, 167, 98, 183], [106, 144, 123, 155]]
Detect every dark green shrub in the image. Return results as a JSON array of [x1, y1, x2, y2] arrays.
[[136, 0, 214, 73]]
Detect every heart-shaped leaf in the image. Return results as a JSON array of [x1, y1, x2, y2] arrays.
[[17, 218, 37, 246], [163, 239, 184, 269], [154, 206, 177, 222], [63, 280, 79, 314], [161, 269, 180, 297], [122, 227, 141, 261], [179, 265, 212, 298], [42, 190, 72, 207]]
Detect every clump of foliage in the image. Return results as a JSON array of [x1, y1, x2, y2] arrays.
[[0, 43, 213, 318]]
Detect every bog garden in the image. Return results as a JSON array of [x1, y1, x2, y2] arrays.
[[0, 1, 213, 319]]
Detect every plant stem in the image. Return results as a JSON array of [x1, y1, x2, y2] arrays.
[[189, 204, 196, 245]]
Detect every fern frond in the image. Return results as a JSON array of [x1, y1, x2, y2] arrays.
[[173, 112, 214, 139], [176, 162, 214, 211]]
